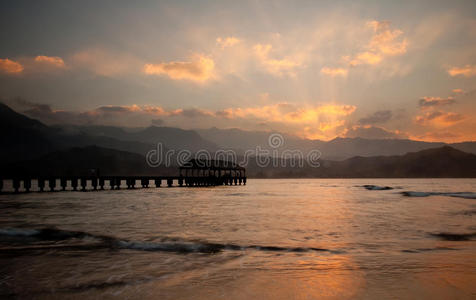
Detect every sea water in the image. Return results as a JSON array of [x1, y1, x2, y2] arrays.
[[0, 179, 475, 299]]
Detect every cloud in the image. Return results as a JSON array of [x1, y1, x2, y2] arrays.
[[253, 44, 301, 77], [0, 58, 24, 74], [96, 105, 141, 113], [144, 55, 215, 82], [452, 89, 464, 94], [358, 110, 392, 125], [418, 96, 456, 108], [169, 108, 214, 118], [415, 111, 464, 126], [343, 125, 408, 139], [72, 48, 139, 77], [417, 131, 462, 142], [218, 103, 355, 123], [34, 55, 65, 68], [216, 36, 241, 49], [13, 97, 357, 140], [345, 20, 407, 67], [447, 64, 476, 77], [151, 119, 164, 126], [367, 21, 408, 55], [320, 67, 348, 77]]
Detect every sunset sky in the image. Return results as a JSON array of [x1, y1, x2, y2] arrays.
[[1, 0, 475, 142]]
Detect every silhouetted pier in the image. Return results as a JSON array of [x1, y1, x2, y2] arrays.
[[0, 159, 246, 193]]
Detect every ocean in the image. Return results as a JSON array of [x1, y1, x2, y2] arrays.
[[0, 179, 475, 299]]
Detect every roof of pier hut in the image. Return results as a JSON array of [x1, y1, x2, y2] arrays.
[[179, 159, 245, 170]]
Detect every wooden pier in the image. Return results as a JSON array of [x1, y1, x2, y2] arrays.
[[0, 159, 246, 193]]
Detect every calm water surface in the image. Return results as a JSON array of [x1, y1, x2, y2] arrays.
[[0, 179, 475, 299]]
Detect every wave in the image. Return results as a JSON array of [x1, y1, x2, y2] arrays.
[[361, 185, 393, 190], [429, 232, 476, 241], [0, 227, 333, 254], [401, 191, 476, 199], [401, 247, 458, 253]]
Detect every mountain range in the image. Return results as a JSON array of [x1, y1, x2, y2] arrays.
[[1, 101, 476, 178]]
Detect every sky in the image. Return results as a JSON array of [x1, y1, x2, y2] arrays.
[[1, 0, 475, 142]]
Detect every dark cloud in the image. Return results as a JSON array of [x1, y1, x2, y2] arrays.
[[418, 97, 456, 108], [215, 110, 233, 118], [151, 118, 164, 126], [415, 111, 464, 125], [358, 110, 392, 125], [171, 108, 213, 118], [96, 106, 133, 113]]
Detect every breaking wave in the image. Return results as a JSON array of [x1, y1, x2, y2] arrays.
[[429, 232, 476, 241], [361, 185, 393, 190], [401, 191, 476, 199], [0, 227, 333, 254]]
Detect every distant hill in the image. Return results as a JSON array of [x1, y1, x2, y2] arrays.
[[324, 146, 476, 177], [197, 127, 475, 160], [318, 137, 446, 160], [244, 146, 476, 178], [67, 125, 217, 152]]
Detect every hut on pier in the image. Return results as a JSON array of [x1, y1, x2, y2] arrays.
[[179, 159, 246, 186]]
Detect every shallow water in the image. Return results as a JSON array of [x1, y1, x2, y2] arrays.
[[0, 179, 475, 299]]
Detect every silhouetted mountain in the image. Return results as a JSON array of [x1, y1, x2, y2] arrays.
[[2, 103, 476, 172], [2, 146, 175, 177], [324, 146, 476, 177], [62, 125, 217, 152], [0, 102, 155, 162], [197, 127, 475, 159], [244, 146, 476, 178], [0, 102, 56, 161], [318, 137, 446, 160], [2, 145, 475, 178]]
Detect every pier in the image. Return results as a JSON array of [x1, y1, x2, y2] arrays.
[[0, 159, 246, 193]]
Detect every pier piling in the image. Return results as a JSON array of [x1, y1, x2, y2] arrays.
[[49, 178, 56, 192], [24, 179, 31, 192], [38, 178, 45, 192], [71, 178, 78, 191], [13, 179, 20, 193], [60, 178, 67, 191], [1, 159, 246, 193]]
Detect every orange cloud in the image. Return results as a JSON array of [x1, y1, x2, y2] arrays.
[[415, 111, 464, 127], [218, 103, 355, 123], [367, 21, 408, 55], [34, 55, 65, 68], [253, 44, 301, 76], [348, 51, 382, 66], [320, 67, 348, 77], [447, 64, 476, 77], [216, 36, 241, 49], [416, 131, 462, 142], [345, 21, 407, 67], [0, 58, 24, 74], [144, 55, 215, 82], [452, 88, 464, 94]]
